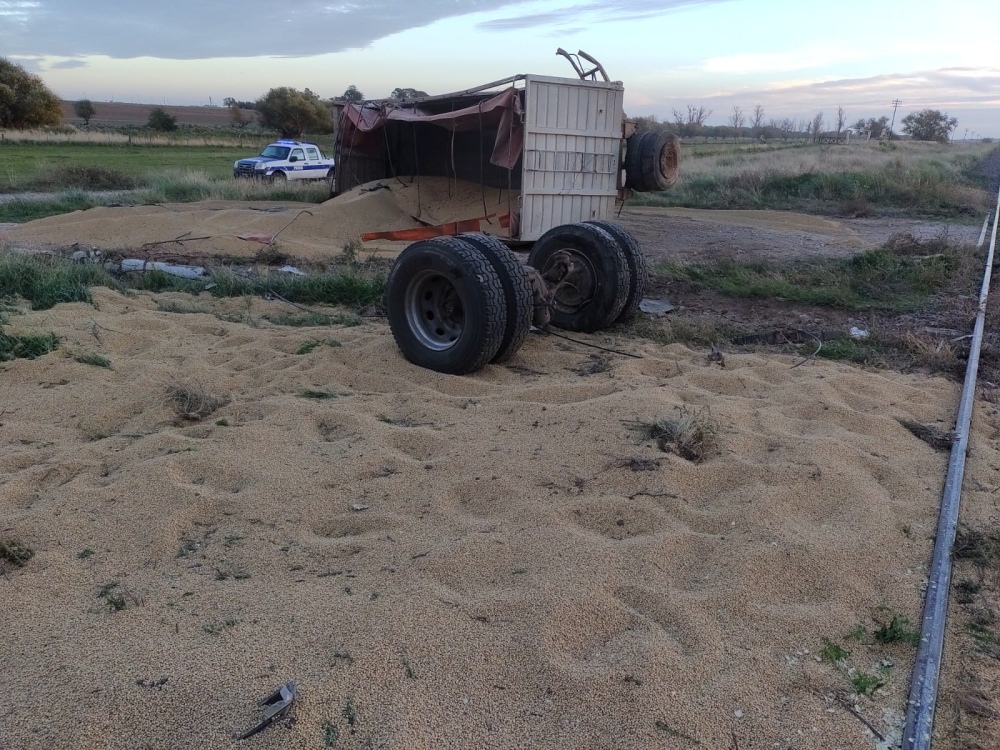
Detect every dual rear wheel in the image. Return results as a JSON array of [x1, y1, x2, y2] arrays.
[[386, 222, 646, 374]]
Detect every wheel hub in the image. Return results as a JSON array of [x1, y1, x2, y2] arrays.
[[540, 249, 596, 314], [404, 270, 464, 351]]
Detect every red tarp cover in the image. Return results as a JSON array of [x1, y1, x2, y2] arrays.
[[340, 87, 524, 170]]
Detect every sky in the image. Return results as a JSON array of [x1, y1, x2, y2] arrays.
[[2, 0, 998, 137]]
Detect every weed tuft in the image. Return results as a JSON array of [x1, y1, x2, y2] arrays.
[[167, 380, 229, 420], [322, 722, 340, 747], [641, 406, 718, 463], [851, 671, 885, 696], [300, 389, 339, 400], [0, 538, 35, 569], [0, 252, 123, 310], [873, 613, 920, 646], [955, 526, 1000, 566], [821, 638, 849, 663], [0, 328, 59, 361], [97, 582, 128, 612], [297, 339, 341, 355], [74, 351, 111, 368]]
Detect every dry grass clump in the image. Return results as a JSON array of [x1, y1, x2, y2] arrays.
[[166, 379, 230, 421], [900, 331, 959, 371], [0, 538, 35, 571], [643, 406, 719, 463], [896, 419, 954, 452]]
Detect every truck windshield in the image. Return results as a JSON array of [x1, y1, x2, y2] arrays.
[[259, 146, 291, 159]]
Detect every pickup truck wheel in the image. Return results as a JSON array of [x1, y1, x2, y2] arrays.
[[585, 221, 647, 324], [527, 223, 629, 333], [456, 233, 533, 363], [266, 171, 286, 184], [387, 238, 507, 374]]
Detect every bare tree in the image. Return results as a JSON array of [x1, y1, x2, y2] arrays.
[[730, 105, 745, 138], [687, 105, 712, 126], [750, 104, 765, 136], [671, 105, 712, 136], [810, 111, 825, 141], [835, 105, 847, 135]]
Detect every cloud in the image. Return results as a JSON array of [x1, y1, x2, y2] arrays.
[[477, 0, 728, 31], [49, 59, 88, 70], [0, 0, 529, 60], [644, 67, 1000, 128], [702, 47, 867, 75]]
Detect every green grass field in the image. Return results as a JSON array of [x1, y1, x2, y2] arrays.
[[0, 141, 274, 189]]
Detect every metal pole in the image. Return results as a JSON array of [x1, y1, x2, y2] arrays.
[[890, 99, 902, 136], [901, 184, 1000, 749]]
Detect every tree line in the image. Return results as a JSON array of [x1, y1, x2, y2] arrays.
[[0, 56, 966, 143], [635, 103, 960, 144]]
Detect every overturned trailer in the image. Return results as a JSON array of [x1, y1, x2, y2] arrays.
[[333, 51, 680, 374]]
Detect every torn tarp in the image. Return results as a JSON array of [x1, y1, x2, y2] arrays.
[[340, 88, 524, 170]]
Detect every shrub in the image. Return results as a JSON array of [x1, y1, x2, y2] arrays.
[[147, 107, 178, 132], [0, 57, 62, 129]]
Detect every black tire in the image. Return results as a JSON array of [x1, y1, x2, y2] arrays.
[[266, 170, 287, 184], [624, 132, 652, 191], [527, 223, 630, 333], [638, 131, 680, 192], [624, 131, 680, 192], [456, 233, 533, 363], [386, 238, 507, 374], [585, 221, 647, 324]]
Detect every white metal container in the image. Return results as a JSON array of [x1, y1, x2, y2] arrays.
[[518, 75, 625, 241]]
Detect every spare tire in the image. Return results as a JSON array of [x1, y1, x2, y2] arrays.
[[585, 220, 647, 324], [527, 223, 630, 333], [456, 233, 533, 363], [625, 131, 681, 192], [624, 131, 652, 191], [386, 237, 507, 374]]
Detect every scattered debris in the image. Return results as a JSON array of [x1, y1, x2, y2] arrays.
[[707, 344, 726, 368], [113, 259, 206, 279], [136, 676, 169, 689], [278, 265, 305, 276], [236, 682, 297, 740], [615, 457, 660, 472], [849, 326, 870, 339], [350, 503, 370, 512], [237, 233, 275, 244], [639, 297, 674, 315]]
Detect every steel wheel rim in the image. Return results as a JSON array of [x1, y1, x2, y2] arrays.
[[541, 247, 597, 314], [404, 269, 464, 351]]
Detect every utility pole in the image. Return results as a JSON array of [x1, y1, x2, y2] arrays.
[[890, 98, 902, 136]]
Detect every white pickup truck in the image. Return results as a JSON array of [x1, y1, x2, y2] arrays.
[[233, 140, 335, 182]]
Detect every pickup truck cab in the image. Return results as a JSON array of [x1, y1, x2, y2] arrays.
[[233, 140, 335, 182]]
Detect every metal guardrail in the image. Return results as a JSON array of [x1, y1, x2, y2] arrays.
[[901, 183, 1000, 749]]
